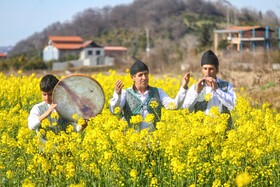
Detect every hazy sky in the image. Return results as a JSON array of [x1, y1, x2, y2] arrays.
[[1, 0, 279, 46]]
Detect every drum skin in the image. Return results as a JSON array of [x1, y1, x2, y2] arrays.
[[52, 74, 105, 122]]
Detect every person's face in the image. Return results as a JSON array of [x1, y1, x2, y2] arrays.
[[131, 70, 149, 90], [42, 91, 53, 104], [202, 64, 217, 78]]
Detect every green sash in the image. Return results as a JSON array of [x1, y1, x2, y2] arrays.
[[123, 87, 162, 125]]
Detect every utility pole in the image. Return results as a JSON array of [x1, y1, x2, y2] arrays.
[[146, 27, 150, 57]]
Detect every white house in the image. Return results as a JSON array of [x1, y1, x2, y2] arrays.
[[43, 36, 84, 62], [43, 35, 128, 70]]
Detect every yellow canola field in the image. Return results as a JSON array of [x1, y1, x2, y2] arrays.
[[0, 70, 280, 187]]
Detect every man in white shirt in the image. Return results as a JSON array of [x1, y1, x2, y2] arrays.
[[28, 74, 84, 142], [181, 49, 236, 130], [109, 59, 190, 131]]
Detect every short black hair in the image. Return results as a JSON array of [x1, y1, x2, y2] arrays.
[[40, 74, 59, 92]]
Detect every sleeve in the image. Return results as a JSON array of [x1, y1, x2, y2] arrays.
[[181, 84, 199, 109], [109, 90, 127, 114], [214, 82, 236, 110], [158, 87, 188, 109], [28, 105, 41, 131]]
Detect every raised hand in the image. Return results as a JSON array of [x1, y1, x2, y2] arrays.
[[115, 80, 124, 95], [181, 72, 191, 89]]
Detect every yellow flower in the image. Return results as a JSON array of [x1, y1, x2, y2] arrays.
[[66, 125, 74, 133], [70, 182, 86, 187], [150, 100, 159, 109], [167, 102, 176, 110], [78, 118, 86, 126], [6, 170, 13, 179], [144, 113, 155, 123], [114, 107, 121, 114], [65, 161, 76, 179], [150, 177, 158, 186], [262, 102, 271, 110], [22, 179, 36, 187], [41, 119, 50, 128], [236, 172, 252, 187], [52, 122, 57, 127], [72, 113, 79, 121], [130, 115, 143, 125], [204, 93, 212, 101], [130, 169, 138, 180], [50, 112, 59, 120]]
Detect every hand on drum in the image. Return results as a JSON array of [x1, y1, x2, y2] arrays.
[[76, 119, 89, 132]]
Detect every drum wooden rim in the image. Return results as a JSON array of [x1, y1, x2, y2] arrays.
[[52, 74, 105, 122]]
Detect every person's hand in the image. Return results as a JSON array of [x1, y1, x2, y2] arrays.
[[76, 119, 88, 132], [204, 77, 218, 91], [115, 80, 124, 95], [39, 103, 57, 122], [181, 72, 190, 89], [196, 78, 206, 93], [46, 103, 57, 116], [75, 119, 89, 132]]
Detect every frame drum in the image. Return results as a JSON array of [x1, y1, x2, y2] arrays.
[[52, 74, 105, 122]]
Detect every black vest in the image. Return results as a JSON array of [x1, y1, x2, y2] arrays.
[[194, 80, 234, 130], [123, 86, 162, 126], [38, 103, 69, 136]]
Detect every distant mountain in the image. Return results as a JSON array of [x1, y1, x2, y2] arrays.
[[8, 0, 279, 57], [0, 46, 13, 54]]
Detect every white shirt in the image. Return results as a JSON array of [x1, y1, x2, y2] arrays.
[[28, 101, 80, 132], [109, 86, 187, 129], [181, 78, 236, 115]]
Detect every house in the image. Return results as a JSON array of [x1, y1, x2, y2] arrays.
[[0, 52, 7, 59], [43, 36, 84, 62], [44, 35, 128, 70], [104, 46, 128, 59], [214, 26, 278, 52]]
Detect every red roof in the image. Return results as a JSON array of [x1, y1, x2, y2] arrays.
[[47, 36, 127, 50], [227, 26, 262, 31], [0, 52, 7, 58], [104, 46, 128, 51], [48, 36, 84, 49], [52, 43, 84, 50], [49, 36, 84, 42]]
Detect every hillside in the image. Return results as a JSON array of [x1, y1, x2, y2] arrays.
[[8, 0, 279, 58]]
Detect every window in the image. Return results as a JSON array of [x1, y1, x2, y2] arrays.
[[88, 50, 93, 56], [95, 50, 101, 55]]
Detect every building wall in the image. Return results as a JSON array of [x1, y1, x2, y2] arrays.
[[52, 56, 114, 70], [242, 29, 272, 38], [80, 48, 104, 60], [43, 46, 59, 62]]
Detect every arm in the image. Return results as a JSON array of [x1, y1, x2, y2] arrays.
[[214, 82, 236, 110], [109, 80, 127, 114], [159, 72, 191, 109], [158, 87, 188, 109], [28, 103, 56, 130], [181, 84, 200, 109], [28, 105, 41, 130]]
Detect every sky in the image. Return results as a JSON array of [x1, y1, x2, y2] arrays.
[[1, 0, 280, 47]]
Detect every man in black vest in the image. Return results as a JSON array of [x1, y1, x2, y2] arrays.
[[109, 59, 190, 131], [181, 49, 236, 130]]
